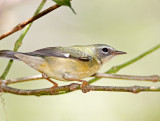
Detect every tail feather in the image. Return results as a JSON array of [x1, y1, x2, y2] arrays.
[[0, 50, 20, 60]]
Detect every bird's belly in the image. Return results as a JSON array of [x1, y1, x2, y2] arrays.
[[39, 57, 101, 81]]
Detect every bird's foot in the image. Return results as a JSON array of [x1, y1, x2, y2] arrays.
[[81, 81, 90, 93]]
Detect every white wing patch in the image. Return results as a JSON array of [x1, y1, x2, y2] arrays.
[[64, 53, 70, 58]]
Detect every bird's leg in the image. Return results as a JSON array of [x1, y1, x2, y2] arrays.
[[42, 73, 58, 94], [62, 73, 90, 93]]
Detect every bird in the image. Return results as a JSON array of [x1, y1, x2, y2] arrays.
[[0, 44, 126, 93]]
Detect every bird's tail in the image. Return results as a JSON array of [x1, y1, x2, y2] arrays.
[[0, 50, 20, 60]]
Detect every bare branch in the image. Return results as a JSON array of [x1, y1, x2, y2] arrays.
[[93, 73, 160, 82], [4, 74, 43, 85], [1, 82, 160, 96], [0, 4, 61, 40], [3, 73, 160, 85]]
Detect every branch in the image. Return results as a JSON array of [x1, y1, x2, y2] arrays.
[[0, 72, 159, 96], [3, 73, 160, 85], [93, 73, 160, 82], [4, 74, 43, 85], [1, 83, 160, 96], [0, 4, 61, 40]]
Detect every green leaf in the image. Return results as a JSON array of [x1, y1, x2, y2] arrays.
[[52, 0, 76, 14]]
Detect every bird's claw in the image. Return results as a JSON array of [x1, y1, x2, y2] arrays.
[[81, 81, 90, 93]]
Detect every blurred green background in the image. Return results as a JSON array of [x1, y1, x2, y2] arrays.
[[0, 0, 160, 121]]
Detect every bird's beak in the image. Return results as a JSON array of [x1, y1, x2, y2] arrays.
[[114, 50, 127, 55]]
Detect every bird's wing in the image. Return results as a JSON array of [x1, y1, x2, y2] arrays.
[[25, 47, 92, 62]]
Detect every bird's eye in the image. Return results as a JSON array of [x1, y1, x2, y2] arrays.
[[102, 48, 108, 53]]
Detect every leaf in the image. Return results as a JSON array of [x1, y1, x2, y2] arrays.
[[52, 0, 76, 14]]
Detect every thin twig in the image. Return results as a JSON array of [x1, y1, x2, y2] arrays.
[[0, 4, 60, 40], [1, 83, 160, 96], [3, 73, 160, 85], [0, 0, 47, 79], [5, 74, 43, 85], [93, 73, 160, 82]]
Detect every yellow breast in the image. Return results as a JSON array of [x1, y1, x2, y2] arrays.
[[39, 56, 101, 81]]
